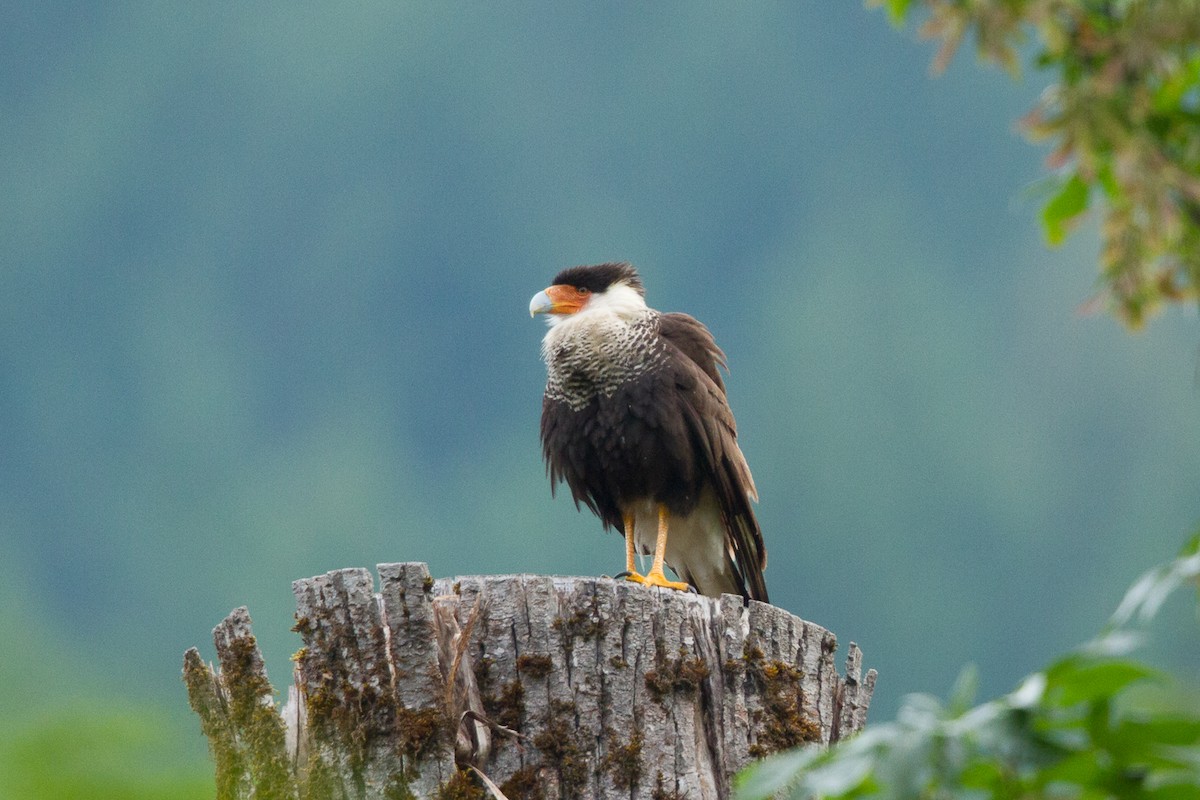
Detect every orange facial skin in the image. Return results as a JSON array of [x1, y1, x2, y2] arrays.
[[541, 284, 591, 315]]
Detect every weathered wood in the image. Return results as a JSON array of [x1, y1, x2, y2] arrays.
[[184, 607, 296, 800], [184, 565, 876, 800]]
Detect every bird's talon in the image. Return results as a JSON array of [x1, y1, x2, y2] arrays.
[[628, 569, 690, 592], [612, 571, 633, 580]]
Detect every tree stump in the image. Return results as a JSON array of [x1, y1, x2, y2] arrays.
[[183, 564, 876, 800]]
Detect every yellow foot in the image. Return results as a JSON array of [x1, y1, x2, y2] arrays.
[[625, 569, 690, 592]]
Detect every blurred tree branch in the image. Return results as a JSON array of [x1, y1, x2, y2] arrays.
[[871, 0, 1200, 328]]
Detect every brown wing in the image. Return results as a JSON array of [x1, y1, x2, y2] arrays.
[[659, 313, 769, 603], [659, 312, 727, 394]]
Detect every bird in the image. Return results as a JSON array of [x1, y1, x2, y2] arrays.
[[529, 262, 768, 603]]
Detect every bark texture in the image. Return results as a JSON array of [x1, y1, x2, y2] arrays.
[[183, 565, 876, 800]]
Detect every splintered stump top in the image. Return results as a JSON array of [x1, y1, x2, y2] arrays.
[[184, 565, 876, 800]]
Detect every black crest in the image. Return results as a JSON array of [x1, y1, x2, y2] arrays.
[[550, 262, 645, 296]]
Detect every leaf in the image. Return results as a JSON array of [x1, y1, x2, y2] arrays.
[[1042, 173, 1090, 246], [799, 753, 874, 797], [865, 0, 913, 27], [1036, 747, 1104, 786], [959, 758, 1005, 790], [733, 749, 815, 800], [948, 664, 979, 715], [1110, 552, 1200, 628], [1078, 629, 1145, 659], [1113, 717, 1200, 748], [895, 693, 946, 731], [1096, 163, 1120, 200], [1180, 531, 1200, 558], [1152, 53, 1200, 113], [944, 700, 1008, 743], [1144, 782, 1200, 800], [1008, 673, 1047, 710], [1043, 658, 1158, 706]]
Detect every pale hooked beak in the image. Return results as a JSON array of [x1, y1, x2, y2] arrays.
[[529, 289, 554, 317]]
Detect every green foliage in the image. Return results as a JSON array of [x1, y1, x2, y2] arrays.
[[735, 537, 1200, 799], [0, 708, 213, 800], [1043, 173, 1090, 247], [869, 0, 1200, 327]]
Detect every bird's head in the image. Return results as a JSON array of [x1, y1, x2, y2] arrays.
[[529, 262, 647, 326]]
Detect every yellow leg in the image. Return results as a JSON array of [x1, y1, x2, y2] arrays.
[[623, 512, 644, 580], [625, 505, 689, 592]]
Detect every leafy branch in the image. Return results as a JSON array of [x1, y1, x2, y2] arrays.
[[735, 534, 1200, 799], [871, 0, 1200, 328]]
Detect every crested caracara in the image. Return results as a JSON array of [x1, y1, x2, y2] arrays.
[[530, 262, 768, 603]]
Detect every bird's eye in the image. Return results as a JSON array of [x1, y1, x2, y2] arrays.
[[576, 287, 590, 295]]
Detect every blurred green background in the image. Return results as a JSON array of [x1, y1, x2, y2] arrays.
[[3, 3, 1199, 795]]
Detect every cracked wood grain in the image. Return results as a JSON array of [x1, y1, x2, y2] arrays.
[[184, 565, 876, 799]]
